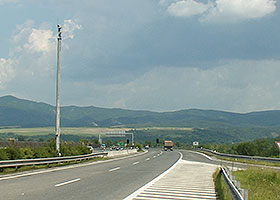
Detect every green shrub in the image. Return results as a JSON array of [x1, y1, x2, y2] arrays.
[[0, 149, 8, 160], [19, 147, 35, 159], [5, 146, 21, 160], [0, 139, 91, 160]]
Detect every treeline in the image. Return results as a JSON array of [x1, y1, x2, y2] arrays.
[[0, 132, 99, 143], [202, 137, 280, 158], [0, 139, 91, 160]]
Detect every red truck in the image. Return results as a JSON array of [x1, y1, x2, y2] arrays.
[[164, 140, 174, 151]]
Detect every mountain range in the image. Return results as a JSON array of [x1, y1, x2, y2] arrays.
[[0, 95, 280, 128]]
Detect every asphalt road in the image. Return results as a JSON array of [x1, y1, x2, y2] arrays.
[[0, 149, 180, 200], [1, 149, 257, 200]]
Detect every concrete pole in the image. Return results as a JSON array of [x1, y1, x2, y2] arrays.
[[55, 24, 62, 155], [132, 132, 134, 146]]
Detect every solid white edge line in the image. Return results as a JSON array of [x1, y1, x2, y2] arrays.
[[123, 152, 183, 200], [188, 150, 213, 160], [109, 167, 120, 172], [55, 178, 81, 187]]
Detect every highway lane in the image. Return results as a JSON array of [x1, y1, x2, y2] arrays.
[[0, 149, 180, 200]]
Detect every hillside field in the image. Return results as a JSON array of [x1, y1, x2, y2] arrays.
[[0, 127, 193, 136]]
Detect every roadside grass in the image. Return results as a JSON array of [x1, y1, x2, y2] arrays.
[[213, 168, 232, 200], [0, 157, 109, 176], [233, 168, 280, 200]]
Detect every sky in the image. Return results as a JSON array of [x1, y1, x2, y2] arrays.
[[0, 0, 280, 113]]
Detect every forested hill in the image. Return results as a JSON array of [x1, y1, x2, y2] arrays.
[[1, 95, 280, 128]]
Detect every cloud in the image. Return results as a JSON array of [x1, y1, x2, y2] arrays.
[[0, 0, 18, 6], [2, 18, 81, 93], [166, 0, 277, 23], [167, 0, 211, 17], [12, 19, 81, 55], [65, 59, 280, 113], [62, 19, 82, 40], [0, 58, 16, 89], [24, 29, 55, 54], [204, 0, 277, 23]]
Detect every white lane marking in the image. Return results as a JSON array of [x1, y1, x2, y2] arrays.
[[188, 150, 213, 160], [133, 161, 140, 165], [127, 157, 217, 200], [146, 158, 150, 161], [109, 167, 120, 172], [153, 156, 156, 158], [0, 151, 148, 181], [123, 152, 183, 200], [55, 178, 81, 187]]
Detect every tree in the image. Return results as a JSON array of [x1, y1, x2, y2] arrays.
[[104, 139, 113, 147], [0, 149, 8, 160], [5, 146, 21, 160], [19, 147, 35, 159]]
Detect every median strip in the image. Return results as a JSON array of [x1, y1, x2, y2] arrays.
[[55, 178, 81, 187]]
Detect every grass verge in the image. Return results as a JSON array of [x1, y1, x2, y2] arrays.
[[233, 168, 280, 200], [213, 168, 232, 200]]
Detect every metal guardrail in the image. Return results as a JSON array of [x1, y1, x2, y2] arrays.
[[200, 148, 280, 163], [221, 167, 248, 200], [0, 152, 108, 168]]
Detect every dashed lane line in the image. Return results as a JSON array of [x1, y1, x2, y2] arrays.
[[109, 167, 120, 172], [55, 178, 81, 187]]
